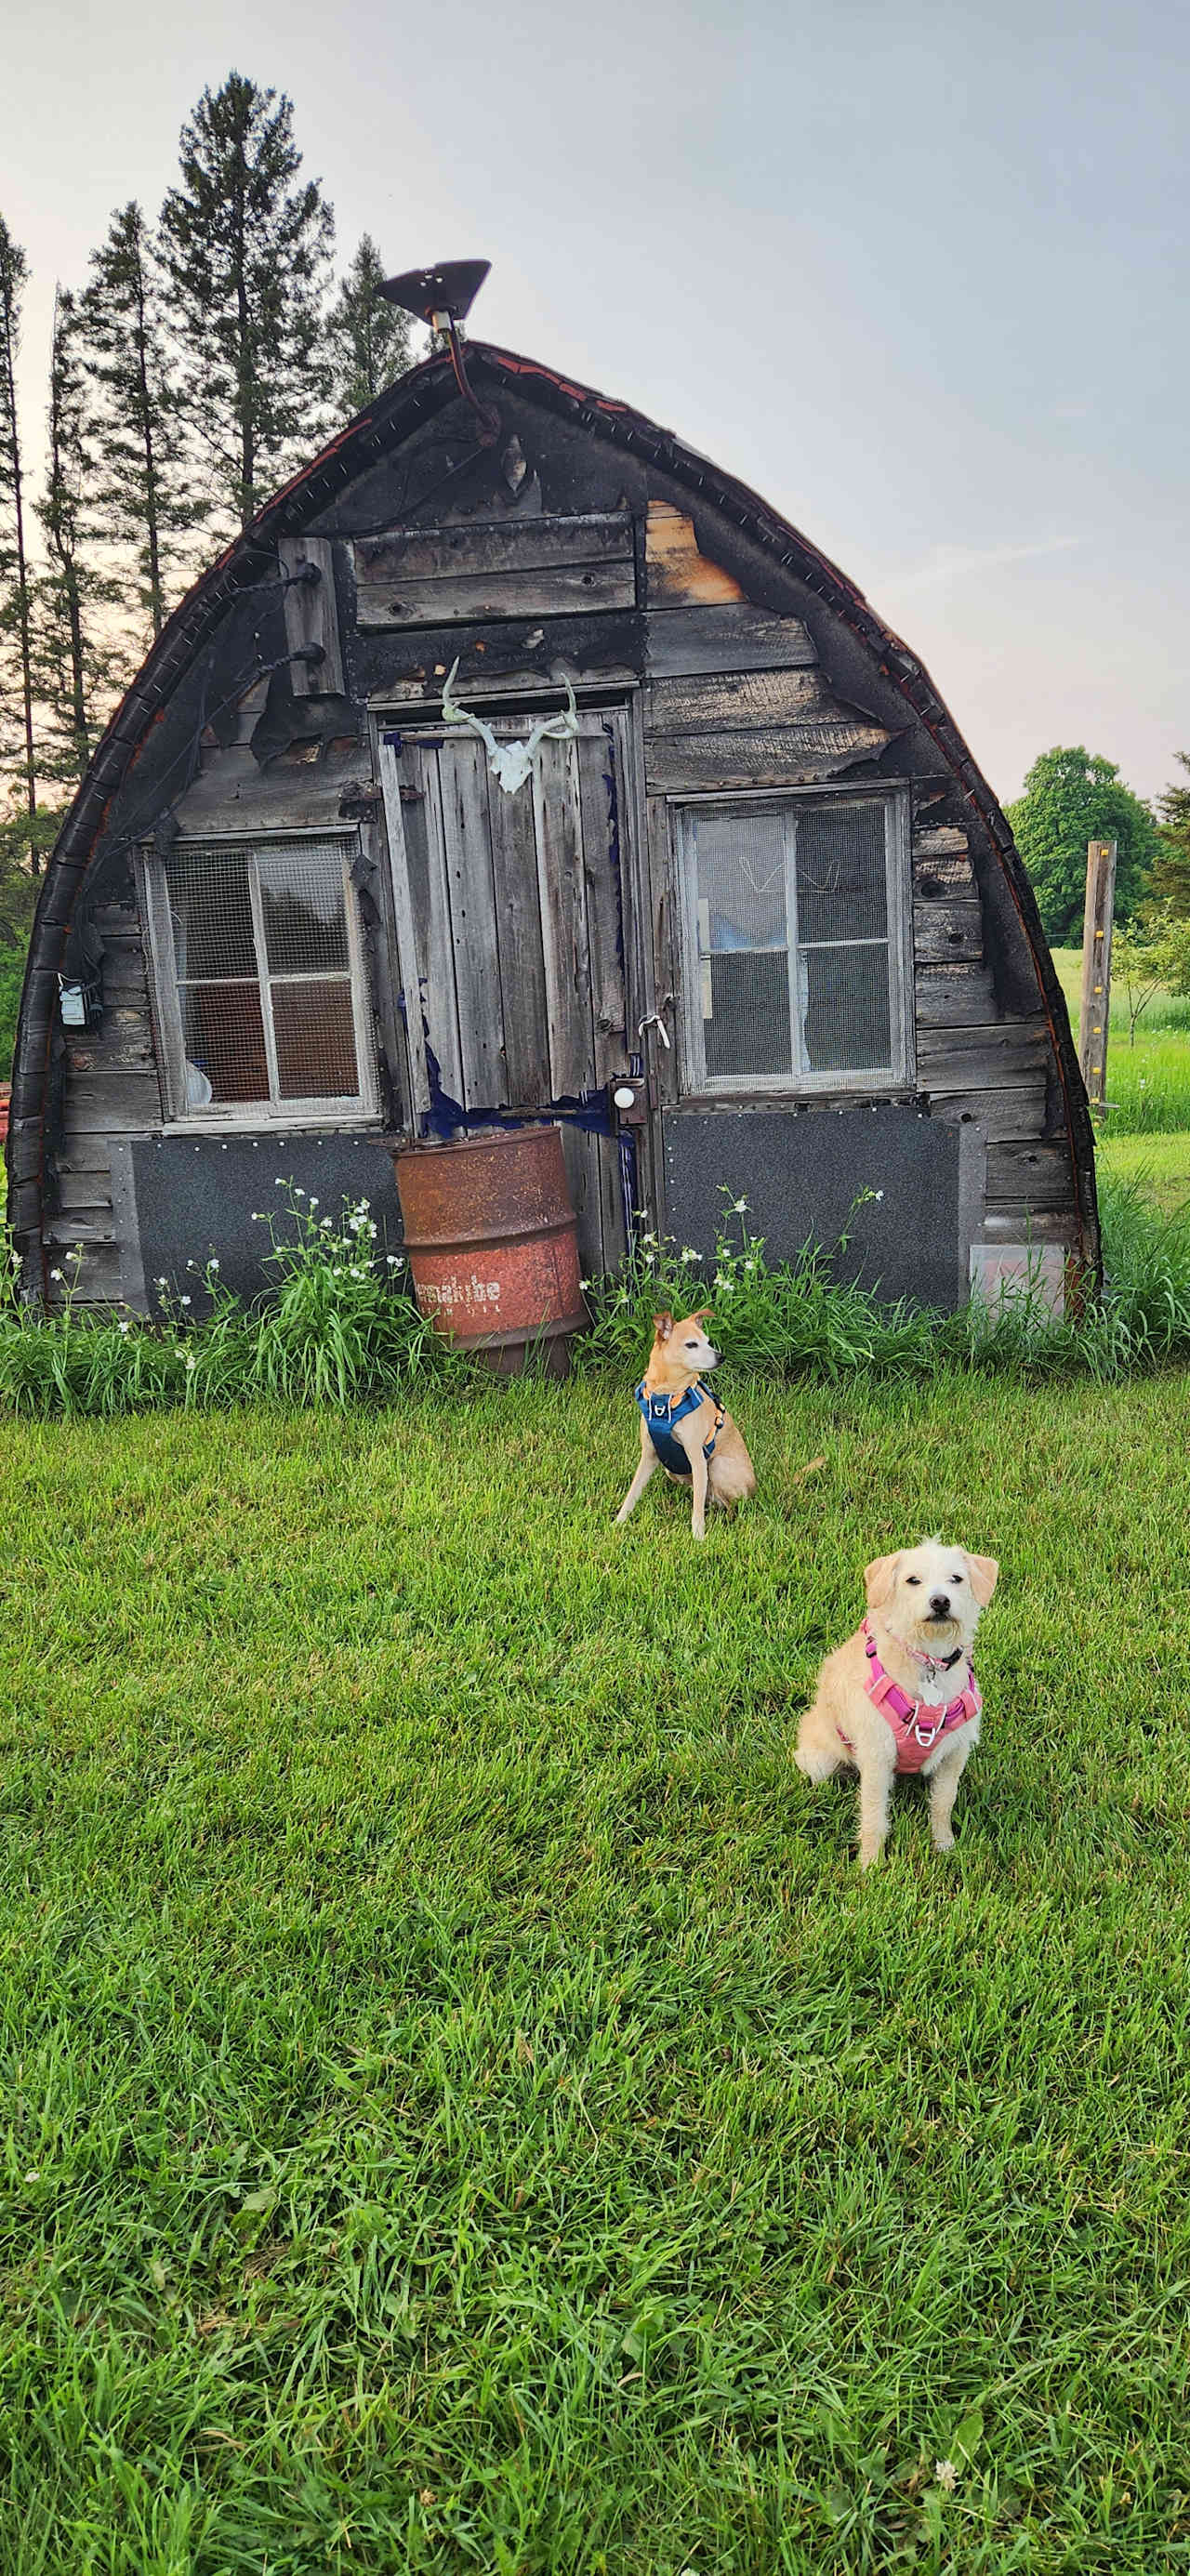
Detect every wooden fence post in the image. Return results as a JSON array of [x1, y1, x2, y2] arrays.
[[1078, 838, 1117, 1113]]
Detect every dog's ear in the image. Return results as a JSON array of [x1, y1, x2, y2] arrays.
[[653, 1311, 673, 1342], [692, 1308, 713, 1326], [965, 1551, 999, 1605], [864, 1552, 900, 1609]]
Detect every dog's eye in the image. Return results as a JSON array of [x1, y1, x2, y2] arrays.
[[950, 1573, 965, 1585], [906, 1575, 920, 1586], [684, 1339, 698, 1349]]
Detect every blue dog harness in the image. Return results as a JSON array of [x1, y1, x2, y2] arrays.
[[635, 1380, 725, 1478]]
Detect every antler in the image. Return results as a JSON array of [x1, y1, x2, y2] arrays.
[[440, 660, 578, 795]]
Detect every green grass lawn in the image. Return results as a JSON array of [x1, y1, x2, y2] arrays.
[[4, 1374, 1190, 2572]]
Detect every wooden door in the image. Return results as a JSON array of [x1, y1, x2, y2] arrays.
[[379, 705, 637, 1276]]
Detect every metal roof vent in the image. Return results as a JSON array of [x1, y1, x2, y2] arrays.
[[378, 260, 490, 333]]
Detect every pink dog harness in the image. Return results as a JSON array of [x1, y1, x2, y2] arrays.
[[837, 1618, 982, 1775]]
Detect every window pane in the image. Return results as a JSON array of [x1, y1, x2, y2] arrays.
[[179, 982, 269, 1103], [692, 808, 788, 951], [800, 944, 892, 1072], [271, 980, 359, 1099], [258, 843, 350, 974], [705, 952, 792, 1079], [795, 800, 888, 945], [169, 848, 256, 978]]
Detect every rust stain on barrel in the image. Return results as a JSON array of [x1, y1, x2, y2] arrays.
[[393, 1124, 586, 1374]]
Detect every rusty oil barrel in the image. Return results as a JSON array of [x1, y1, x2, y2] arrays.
[[392, 1124, 587, 1375]]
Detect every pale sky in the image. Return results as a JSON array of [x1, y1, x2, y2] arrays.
[[3, 0, 1186, 808]]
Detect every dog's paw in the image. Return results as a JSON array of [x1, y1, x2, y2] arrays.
[[932, 1829, 957, 1854]]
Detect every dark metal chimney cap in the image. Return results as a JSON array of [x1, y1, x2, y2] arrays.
[[379, 260, 491, 325]]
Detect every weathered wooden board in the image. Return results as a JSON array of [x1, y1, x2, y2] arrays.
[[439, 735, 505, 1109], [914, 826, 971, 857], [533, 734, 591, 1101], [53, 1169, 117, 1215], [913, 851, 978, 903], [486, 770, 550, 1106], [986, 1141, 1074, 1210], [917, 1019, 1051, 1091], [356, 561, 636, 629], [913, 964, 997, 1025], [360, 611, 642, 707], [644, 502, 745, 605], [353, 514, 636, 630], [171, 744, 373, 837], [982, 1208, 1076, 1244], [647, 668, 888, 734], [644, 602, 816, 676], [63, 1071, 163, 1137], [280, 535, 345, 697], [930, 1084, 1047, 1142], [644, 720, 892, 792], [913, 901, 985, 965]]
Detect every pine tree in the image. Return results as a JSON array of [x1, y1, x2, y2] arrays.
[[79, 202, 194, 641], [1151, 753, 1190, 913], [0, 216, 38, 867], [160, 73, 335, 535], [327, 234, 415, 421], [33, 287, 127, 789]]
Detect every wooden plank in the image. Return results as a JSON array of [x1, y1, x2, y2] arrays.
[[355, 513, 633, 585], [644, 502, 745, 605], [644, 720, 892, 792], [987, 1142, 1074, 1211], [913, 901, 984, 965], [359, 610, 641, 706], [577, 718, 629, 1270], [982, 1208, 1076, 1245], [486, 757, 550, 1107], [280, 535, 345, 698], [930, 1085, 1047, 1143], [416, 749, 466, 1114], [913, 964, 997, 1025], [914, 826, 970, 857], [438, 735, 506, 1110], [46, 1243, 125, 1306], [646, 668, 887, 735], [63, 1070, 162, 1135], [50, 1132, 113, 1175], [172, 745, 373, 836], [377, 731, 430, 1123], [916, 1021, 1051, 1092], [355, 559, 636, 629], [644, 602, 816, 677], [52, 1170, 115, 1215], [534, 733, 592, 1100], [1078, 837, 1117, 1109], [913, 850, 978, 902]]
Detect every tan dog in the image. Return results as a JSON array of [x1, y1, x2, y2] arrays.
[[615, 1309, 756, 1541], [795, 1541, 998, 1866]]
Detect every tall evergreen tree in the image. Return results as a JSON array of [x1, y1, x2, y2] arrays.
[[33, 288, 127, 788], [1151, 752, 1190, 914], [0, 217, 38, 866], [160, 73, 335, 534], [327, 233, 415, 421], [79, 202, 194, 641]]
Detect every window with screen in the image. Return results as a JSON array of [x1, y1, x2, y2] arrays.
[[677, 793, 911, 1093], [144, 836, 375, 1120]]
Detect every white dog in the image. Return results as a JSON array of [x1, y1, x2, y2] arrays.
[[795, 1541, 998, 1867]]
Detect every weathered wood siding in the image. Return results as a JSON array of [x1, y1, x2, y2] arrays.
[[45, 371, 1081, 1304]]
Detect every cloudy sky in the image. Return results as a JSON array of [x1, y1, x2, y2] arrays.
[[4, 0, 1186, 807]]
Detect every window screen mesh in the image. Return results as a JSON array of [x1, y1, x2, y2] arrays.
[[687, 798, 896, 1085], [166, 838, 361, 1110]]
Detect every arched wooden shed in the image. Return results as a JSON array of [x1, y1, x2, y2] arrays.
[[9, 337, 1098, 1314]]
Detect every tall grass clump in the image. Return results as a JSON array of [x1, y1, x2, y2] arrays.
[[2, 1181, 1190, 1420], [0, 1191, 456, 1419]]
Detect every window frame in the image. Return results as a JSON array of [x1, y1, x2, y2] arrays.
[[138, 829, 380, 1129], [673, 784, 914, 1099]]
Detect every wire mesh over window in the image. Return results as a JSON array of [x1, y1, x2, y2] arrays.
[[682, 796, 902, 1090], [164, 836, 364, 1114]]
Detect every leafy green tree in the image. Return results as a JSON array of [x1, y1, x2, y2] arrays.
[[1006, 746, 1161, 942], [327, 234, 415, 421], [0, 216, 37, 868], [1111, 902, 1190, 1043], [1150, 752, 1190, 914], [160, 73, 335, 535], [34, 288, 128, 787], [78, 202, 196, 641]]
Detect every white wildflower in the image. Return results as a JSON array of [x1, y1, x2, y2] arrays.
[[118, 1320, 130, 1336], [308, 1197, 318, 1209], [321, 1218, 334, 1232], [579, 1278, 592, 1290], [208, 1258, 219, 1272], [274, 1177, 285, 1185], [874, 1189, 885, 1202], [179, 1296, 192, 1308], [156, 1275, 168, 1288], [350, 1266, 364, 1280], [733, 1196, 749, 1213], [49, 1268, 62, 1282], [680, 1247, 700, 1263], [184, 1353, 197, 1373], [934, 2460, 957, 2493], [744, 1259, 756, 1272]]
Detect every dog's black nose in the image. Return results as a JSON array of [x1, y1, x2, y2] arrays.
[[929, 1592, 950, 1617]]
